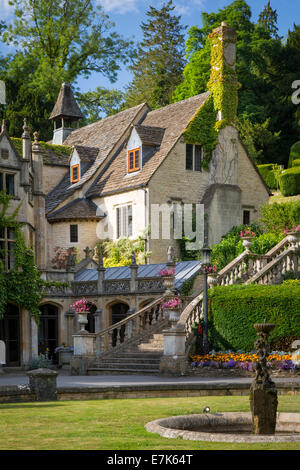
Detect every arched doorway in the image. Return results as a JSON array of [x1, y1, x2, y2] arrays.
[[38, 304, 58, 362], [0, 304, 20, 366], [86, 303, 97, 333], [110, 302, 129, 347]]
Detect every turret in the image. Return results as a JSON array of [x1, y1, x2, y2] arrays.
[[49, 83, 83, 145]]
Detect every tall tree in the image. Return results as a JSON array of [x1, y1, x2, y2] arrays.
[[258, 1, 279, 38], [0, 0, 133, 139], [124, 0, 186, 110], [171, 0, 296, 166], [77, 87, 125, 124]]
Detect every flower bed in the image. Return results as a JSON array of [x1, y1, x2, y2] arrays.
[[189, 352, 300, 377]]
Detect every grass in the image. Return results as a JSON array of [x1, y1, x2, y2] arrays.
[[0, 396, 299, 450], [269, 190, 300, 204]]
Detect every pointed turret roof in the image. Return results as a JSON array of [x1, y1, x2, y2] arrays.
[[49, 83, 83, 121]]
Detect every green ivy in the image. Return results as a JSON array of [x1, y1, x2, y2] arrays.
[[183, 32, 239, 170], [0, 191, 43, 323]]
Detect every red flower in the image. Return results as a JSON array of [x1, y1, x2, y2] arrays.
[[198, 325, 203, 335]]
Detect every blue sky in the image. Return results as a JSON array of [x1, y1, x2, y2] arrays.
[[1, 0, 299, 94]]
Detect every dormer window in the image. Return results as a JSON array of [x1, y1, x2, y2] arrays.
[[71, 164, 79, 183], [128, 148, 140, 173]]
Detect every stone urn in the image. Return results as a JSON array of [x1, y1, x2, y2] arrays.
[[77, 313, 88, 332], [163, 275, 175, 295], [164, 307, 181, 329], [286, 231, 299, 248], [241, 236, 254, 252]]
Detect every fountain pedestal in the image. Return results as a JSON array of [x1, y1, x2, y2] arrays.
[[249, 323, 278, 435]]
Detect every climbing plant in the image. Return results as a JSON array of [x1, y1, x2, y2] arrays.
[[0, 191, 43, 323], [183, 26, 239, 170]]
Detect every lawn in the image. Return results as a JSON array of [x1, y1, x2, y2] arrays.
[[0, 396, 299, 450], [269, 191, 300, 204]]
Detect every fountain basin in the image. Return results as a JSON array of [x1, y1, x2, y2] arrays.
[[145, 412, 300, 443]]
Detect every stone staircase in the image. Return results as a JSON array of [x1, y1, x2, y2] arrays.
[[88, 333, 164, 375], [81, 231, 299, 376]]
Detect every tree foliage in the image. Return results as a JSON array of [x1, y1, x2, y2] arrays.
[[171, 0, 300, 167], [123, 0, 186, 110], [0, 0, 133, 139]]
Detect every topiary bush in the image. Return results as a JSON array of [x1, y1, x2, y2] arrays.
[[208, 284, 300, 352], [288, 141, 300, 168], [293, 159, 300, 167], [279, 167, 300, 196], [257, 163, 280, 190]]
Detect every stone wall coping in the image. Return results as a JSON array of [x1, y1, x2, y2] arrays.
[[27, 368, 58, 377]]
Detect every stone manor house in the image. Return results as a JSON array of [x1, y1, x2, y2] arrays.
[[0, 22, 270, 368]]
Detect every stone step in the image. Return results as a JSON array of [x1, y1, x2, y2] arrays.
[[94, 362, 160, 370], [99, 357, 161, 365], [87, 368, 160, 375]]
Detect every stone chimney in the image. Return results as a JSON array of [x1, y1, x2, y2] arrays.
[[208, 22, 239, 127]]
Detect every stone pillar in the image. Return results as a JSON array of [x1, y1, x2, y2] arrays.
[[97, 255, 105, 294], [31, 316, 39, 360], [71, 331, 96, 375], [130, 251, 138, 293], [160, 324, 188, 376], [27, 368, 58, 401]]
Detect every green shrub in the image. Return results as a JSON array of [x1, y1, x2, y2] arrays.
[[259, 200, 300, 233], [293, 159, 300, 167], [288, 141, 300, 168], [209, 284, 300, 351], [257, 163, 280, 190], [250, 232, 284, 254], [279, 167, 300, 196], [211, 223, 262, 270], [28, 354, 54, 370]]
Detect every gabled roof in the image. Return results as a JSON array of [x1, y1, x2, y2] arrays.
[[71, 145, 99, 163], [46, 102, 149, 213], [134, 125, 165, 146], [47, 198, 105, 222], [0, 121, 22, 163], [86, 92, 210, 197], [49, 83, 83, 120]]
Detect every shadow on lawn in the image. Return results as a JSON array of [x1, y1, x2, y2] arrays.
[[0, 403, 66, 409]]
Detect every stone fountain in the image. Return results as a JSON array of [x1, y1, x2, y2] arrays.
[[145, 322, 300, 443], [249, 323, 278, 435]]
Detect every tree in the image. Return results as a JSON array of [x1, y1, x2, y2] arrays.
[[77, 87, 125, 124], [124, 0, 186, 110], [171, 0, 296, 166], [0, 0, 133, 139], [258, 1, 279, 38]]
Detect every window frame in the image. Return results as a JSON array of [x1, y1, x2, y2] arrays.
[[0, 171, 16, 196], [116, 204, 133, 238], [128, 148, 141, 173], [0, 227, 16, 271], [70, 224, 78, 243], [71, 164, 80, 183], [185, 144, 203, 172]]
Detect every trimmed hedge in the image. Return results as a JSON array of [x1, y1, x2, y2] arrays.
[[209, 284, 300, 352], [288, 141, 300, 168], [257, 164, 277, 189], [279, 166, 300, 196], [293, 159, 300, 167]]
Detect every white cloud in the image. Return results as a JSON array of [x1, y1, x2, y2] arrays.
[[0, 0, 14, 19], [98, 0, 139, 14]]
